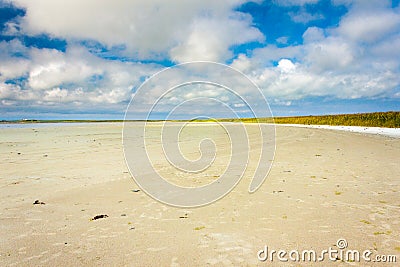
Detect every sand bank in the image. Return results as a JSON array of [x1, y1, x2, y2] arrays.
[[278, 124, 400, 138]]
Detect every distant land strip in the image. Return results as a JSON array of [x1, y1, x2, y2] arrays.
[[1, 111, 399, 128]]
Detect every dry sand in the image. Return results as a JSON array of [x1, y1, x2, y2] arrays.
[[0, 122, 399, 266]]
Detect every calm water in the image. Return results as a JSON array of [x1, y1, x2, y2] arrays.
[[0, 122, 107, 129]]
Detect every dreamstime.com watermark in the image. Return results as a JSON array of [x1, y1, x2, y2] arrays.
[[257, 239, 397, 263]]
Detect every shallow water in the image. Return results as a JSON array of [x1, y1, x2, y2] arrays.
[[0, 122, 116, 129]]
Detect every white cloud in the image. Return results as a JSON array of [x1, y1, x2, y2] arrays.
[[303, 36, 354, 72], [248, 62, 397, 101], [9, 0, 261, 62], [0, 41, 161, 110], [1, 0, 399, 117], [170, 13, 264, 62], [302, 27, 325, 43], [332, 0, 392, 9], [369, 34, 400, 60], [276, 36, 289, 44], [337, 9, 400, 43], [250, 45, 302, 67], [228, 1, 400, 103], [0, 83, 15, 99], [289, 10, 324, 24], [273, 0, 319, 6], [233, 103, 245, 108], [277, 59, 296, 73], [28, 46, 102, 90], [0, 39, 30, 79], [2, 21, 21, 36], [43, 87, 68, 101], [231, 53, 253, 72], [89, 88, 129, 104]]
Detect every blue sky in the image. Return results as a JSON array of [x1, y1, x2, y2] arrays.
[[0, 0, 399, 120]]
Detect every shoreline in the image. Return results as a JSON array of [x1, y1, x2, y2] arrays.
[[2, 121, 399, 138], [1, 111, 399, 128], [276, 124, 400, 138]]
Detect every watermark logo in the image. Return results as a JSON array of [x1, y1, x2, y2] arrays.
[[336, 238, 348, 250], [123, 62, 275, 207], [257, 238, 397, 263]]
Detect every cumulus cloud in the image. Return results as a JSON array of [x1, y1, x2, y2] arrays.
[[303, 36, 354, 72], [337, 8, 400, 43], [228, 1, 400, 104], [231, 53, 253, 72], [8, 0, 261, 62], [237, 45, 302, 72], [0, 39, 30, 79], [28, 46, 102, 90], [245, 59, 397, 102], [1, 0, 399, 117], [0, 40, 161, 112], [302, 27, 325, 42], [170, 13, 263, 62], [277, 59, 296, 73]]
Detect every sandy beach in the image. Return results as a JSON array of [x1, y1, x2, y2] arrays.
[[1, 123, 399, 266]]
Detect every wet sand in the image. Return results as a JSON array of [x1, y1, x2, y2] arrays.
[[0, 123, 399, 266]]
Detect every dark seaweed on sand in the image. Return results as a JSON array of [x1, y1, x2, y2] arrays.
[[91, 214, 108, 221]]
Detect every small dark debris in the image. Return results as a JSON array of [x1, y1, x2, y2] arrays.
[[131, 189, 140, 193], [43, 154, 48, 157], [64, 242, 68, 245], [91, 214, 108, 221], [129, 227, 135, 230], [179, 213, 188, 219], [17, 152, 21, 155], [315, 154, 322, 157], [283, 170, 291, 173], [33, 200, 45, 205], [121, 214, 127, 217], [273, 190, 284, 194]]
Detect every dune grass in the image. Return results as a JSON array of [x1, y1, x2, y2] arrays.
[[269, 111, 399, 128], [206, 111, 399, 128]]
